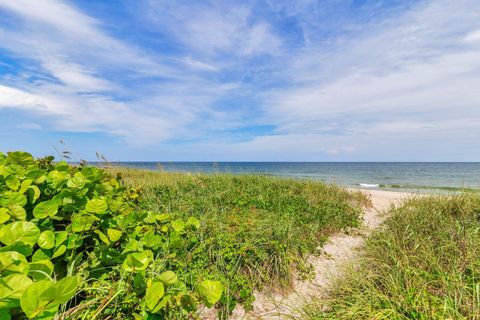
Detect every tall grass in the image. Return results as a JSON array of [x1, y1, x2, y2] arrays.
[[110, 168, 370, 315], [304, 194, 480, 319]]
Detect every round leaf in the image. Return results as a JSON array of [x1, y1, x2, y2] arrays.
[[158, 271, 178, 285], [0, 274, 33, 309], [171, 219, 185, 232], [0, 192, 27, 208], [0, 251, 29, 275], [145, 281, 165, 312], [5, 175, 20, 191], [0, 222, 40, 247], [122, 251, 152, 272], [33, 201, 58, 219], [85, 198, 108, 214], [20, 280, 55, 318], [107, 228, 122, 242], [71, 214, 98, 232], [66, 173, 86, 189], [197, 280, 223, 307], [7, 205, 26, 221], [6, 152, 34, 166], [38, 231, 55, 249]]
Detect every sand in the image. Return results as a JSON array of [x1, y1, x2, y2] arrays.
[[201, 189, 414, 320]]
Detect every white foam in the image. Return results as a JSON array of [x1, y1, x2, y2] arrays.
[[359, 183, 380, 188]]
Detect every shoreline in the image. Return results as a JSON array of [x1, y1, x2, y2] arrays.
[[106, 164, 477, 194]]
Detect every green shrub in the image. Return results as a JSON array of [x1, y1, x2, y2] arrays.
[[116, 168, 369, 318], [0, 151, 222, 319], [304, 194, 480, 319]]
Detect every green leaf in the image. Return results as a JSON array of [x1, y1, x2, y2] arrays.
[[123, 239, 141, 253], [27, 185, 41, 204], [0, 192, 27, 207], [122, 251, 152, 272], [54, 161, 69, 171], [66, 172, 86, 189], [5, 175, 20, 191], [51, 245, 66, 259], [0, 208, 10, 224], [156, 213, 172, 222], [0, 222, 40, 247], [20, 276, 78, 318], [33, 201, 58, 219], [94, 230, 110, 245], [32, 249, 51, 262], [0, 243, 33, 257], [7, 151, 34, 166], [2, 164, 24, 179], [47, 170, 68, 187], [186, 217, 200, 230], [158, 271, 177, 285], [0, 274, 33, 309], [65, 234, 82, 249], [145, 280, 165, 312], [19, 179, 32, 194], [20, 280, 55, 318], [107, 228, 122, 242], [28, 260, 54, 280], [85, 198, 108, 214], [43, 275, 79, 304], [25, 169, 46, 184], [181, 294, 198, 312], [142, 230, 162, 249], [171, 219, 185, 232], [0, 310, 10, 320], [0, 251, 29, 275], [7, 205, 26, 221], [38, 231, 55, 250], [70, 214, 98, 232], [197, 280, 223, 307], [54, 231, 68, 247]]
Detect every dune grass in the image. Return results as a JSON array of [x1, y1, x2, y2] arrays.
[[110, 167, 369, 316], [303, 194, 480, 319]]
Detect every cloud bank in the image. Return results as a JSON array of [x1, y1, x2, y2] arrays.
[[0, 0, 479, 160]]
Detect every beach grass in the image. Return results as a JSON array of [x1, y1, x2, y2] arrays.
[[110, 167, 370, 315], [303, 194, 480, 319]]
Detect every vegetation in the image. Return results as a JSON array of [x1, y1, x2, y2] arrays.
[[304, 194, 480, 319], [111, 167, 369, 317], [0, 152, 222, 319], [0, 152, 368, 319]]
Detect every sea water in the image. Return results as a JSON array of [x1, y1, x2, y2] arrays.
[[108, 162, 480, 192]]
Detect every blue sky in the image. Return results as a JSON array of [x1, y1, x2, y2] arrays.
[[0, 0, 479, 161]]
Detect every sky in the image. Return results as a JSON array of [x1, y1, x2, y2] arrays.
[[0, 0, 479, 161]]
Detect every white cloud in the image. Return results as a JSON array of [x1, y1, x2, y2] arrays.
[[144, 0, 282, 57], [257, 0, 480, 159], [0, 0, 242, 144], [1, 0, 480, 160]]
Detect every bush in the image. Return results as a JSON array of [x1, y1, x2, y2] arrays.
[[116, 168, 369, 318], [0, 151, 222, 319], [304, 194, 480, 319]]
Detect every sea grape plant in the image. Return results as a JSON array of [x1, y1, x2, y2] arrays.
[[0, 151, 223, 319]]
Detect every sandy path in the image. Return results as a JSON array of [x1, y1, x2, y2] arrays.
[[201, 189, 412, 320]]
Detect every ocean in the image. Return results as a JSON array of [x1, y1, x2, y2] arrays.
[[106, 162, 480, 191], [109, 162, 480, 192]]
